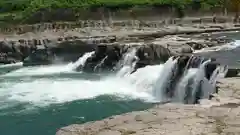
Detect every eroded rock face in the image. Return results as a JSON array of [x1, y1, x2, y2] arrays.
[[81, 43, 172, 73], [23, 46, 54, 66], [0, 41, 31, 64], [82, 45, 122, 72], [0, 32, 234, 69]]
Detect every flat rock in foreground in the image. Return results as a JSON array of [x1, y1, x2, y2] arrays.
[[56, 77, 240, 135]]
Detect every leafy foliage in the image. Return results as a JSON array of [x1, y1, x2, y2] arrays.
[[0, 0, 225, 24], [0, 0, 221, 13]]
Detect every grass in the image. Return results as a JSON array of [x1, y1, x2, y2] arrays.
[[0, 0, 224, 24]]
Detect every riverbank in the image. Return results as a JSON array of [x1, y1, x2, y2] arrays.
[[56, 76, 240, 135], [0, 20, 239, 64]]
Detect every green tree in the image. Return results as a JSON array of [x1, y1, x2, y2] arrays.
[[230, 0, 240, 23]]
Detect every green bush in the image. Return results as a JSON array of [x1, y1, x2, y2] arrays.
[[0, 0, 224, 23], [0, 0, 223, 13]]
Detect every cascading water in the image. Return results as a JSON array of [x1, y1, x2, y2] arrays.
[[173, 68, 198, 103], [0, 62, 23, 74], [0, 52, 222, 107], [173, 59, 217, 104], [116, 48, 139, 77], [209, 66, 221, 85], [0, 50, 155, 107], [67, 51, 95, 70], [0, 62, 23, 68], [3, 52, 94, 77], [0, 49, 223, 135], [190, 60, 212, 101], [93, 56, 108, 72], [152, 57, 179, 102]]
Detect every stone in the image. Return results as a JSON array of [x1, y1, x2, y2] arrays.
[[180, 45, 193, 53], [225, 69, 240, 78]]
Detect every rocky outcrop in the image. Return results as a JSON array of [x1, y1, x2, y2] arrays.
[[0, 16, 239, 34], [81, 43, 172, 72], [0, 29, 233, 65]]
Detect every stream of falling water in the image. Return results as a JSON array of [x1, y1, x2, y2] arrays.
[[0, 49, 223, 135]]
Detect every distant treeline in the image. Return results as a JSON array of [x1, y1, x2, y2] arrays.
[[0, 0, 233, 24], [0, 0, 224, 13]]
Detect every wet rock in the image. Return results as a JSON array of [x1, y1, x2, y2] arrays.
[[0, 41, 31, 64], [225, 69, 240, 78], [205, 61, 219, 80], [179, 45, 193, 53], [0, 41, 12, 53], [186, 42, 206, 50], [82, 43, 172, 73], [23, 45, 54, 66], [82, 45, 123, 72], [52, 40, 96, 62]]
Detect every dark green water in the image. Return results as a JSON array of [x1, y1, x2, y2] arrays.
[[0, 96, 153, 135], [0, 65, 154, 135]]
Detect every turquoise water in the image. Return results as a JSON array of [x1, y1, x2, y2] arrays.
[[0, 63, 157, 135], [0, 95, 152, 135]]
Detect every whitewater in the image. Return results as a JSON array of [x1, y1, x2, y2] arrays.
[[0, 50, 163, 110], [0, 39, 232, 111]]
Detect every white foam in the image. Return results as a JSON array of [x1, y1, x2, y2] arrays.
[[0, 50, 162, 107], [0, 62, 23, 68], [0, 68, 160, 106], [193, 40, 240, 53], [153, 57, 178, 101], [2, 52, 94, 77], [173, 68, 198, 103]]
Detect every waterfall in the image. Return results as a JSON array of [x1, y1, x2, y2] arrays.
[[218, 65, 229, 78], [152, 57, 178, 102], [184, 60, 211, 103], [170, 56, 223, 104], [93, 56, 108, 72], [0, 48, 222, 105], [177, 59, 212, 104], [209, 67, 221, 85], [173, 68, 198, 103], [0, 62, 23, 68], [69, 51, 95, 70], [3, 52, 95, 77], [116, 48, 138, 77]]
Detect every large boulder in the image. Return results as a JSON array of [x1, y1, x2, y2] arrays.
[[134, 44, 171, 71], [23, 46, 54, 66], [51, 40, 96, 62], [82, 43, 172, 73], [225, 69, 240, 78], [179, 45, 193, 53], [82, 45, 122, 72]]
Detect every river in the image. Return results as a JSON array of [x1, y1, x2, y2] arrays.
[[0, 33, 240, 135]]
